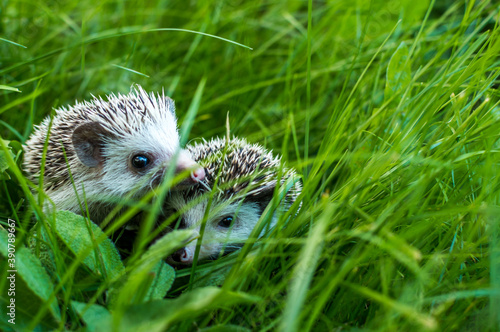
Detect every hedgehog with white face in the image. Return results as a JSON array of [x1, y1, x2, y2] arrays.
[[23, 85, 205, 223], [162, 137, 301, 265]]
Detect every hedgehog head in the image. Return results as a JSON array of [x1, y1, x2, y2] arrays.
[[23, 84, 205, 222], [163, 137, 301, 265]]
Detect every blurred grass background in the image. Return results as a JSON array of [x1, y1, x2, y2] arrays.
[[1, 0, 500, 331]]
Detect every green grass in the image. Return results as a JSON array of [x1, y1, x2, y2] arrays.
[[1, 0, 500, 330]]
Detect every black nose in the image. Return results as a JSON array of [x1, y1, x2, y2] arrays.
[[170, 248, 187, 263]]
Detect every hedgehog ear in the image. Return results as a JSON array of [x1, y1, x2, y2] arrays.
[[245, 184, 275, 211], [72, 122, 110, 168], [257, 186, 276, 210]]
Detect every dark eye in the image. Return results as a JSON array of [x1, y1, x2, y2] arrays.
[[218, 216, 234, 228], [132, 155, 149, 169]]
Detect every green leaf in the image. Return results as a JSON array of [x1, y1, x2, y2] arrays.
[[0, 85, 21, 92], [72, 301, 112, 332], [144, 261, 176, 301], [7, 140, 23, 156], [0, 151, 10, 174], [110, 230, 190, 305], [114, 287, 260, 332], [52, 210, 125, 281], [0, 140, 15, 173], [0, 226, 60, 330], [136, 229, 193, 272], [27, 228, 57, 276], [385, 42, 412, 100], [199, 325, 252, 332], [192, 263, 232, 288]]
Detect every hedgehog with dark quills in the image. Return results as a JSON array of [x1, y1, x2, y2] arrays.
[[161, 137, 302, 265], [23, 84, 205, 223]]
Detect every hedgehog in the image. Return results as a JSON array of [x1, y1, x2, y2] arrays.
[[23, 84, 205, 223], [161, 137, 302, 265]]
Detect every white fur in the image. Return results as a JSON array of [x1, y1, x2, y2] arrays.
[[166, 193, 276, 263], [25, 85, 194, 223], [46, 123, 184, 216]]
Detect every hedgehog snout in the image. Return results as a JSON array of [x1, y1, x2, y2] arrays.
[[190, 166, 206, 182], [175, 150, 205, 184], [169, 247, 194, 264]]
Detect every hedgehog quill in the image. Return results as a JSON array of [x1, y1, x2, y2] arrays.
[[162, 137, 302, 265], [24, 85, 205, 223]]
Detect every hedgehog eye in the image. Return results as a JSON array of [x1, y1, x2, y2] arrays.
[[218, 216, 234, 228], [131, 155, 149, 169]]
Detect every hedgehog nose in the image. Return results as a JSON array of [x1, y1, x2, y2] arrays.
[[190, 167, 205, 183], [170, 247, 193, 264], [176, 150, 205, 183]]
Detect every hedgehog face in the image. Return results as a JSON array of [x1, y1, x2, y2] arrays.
[[69, 95, 204, 203], [160, 137, 302, 266], [165, 194, 266, 265], [96, 121, 192, 199]]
